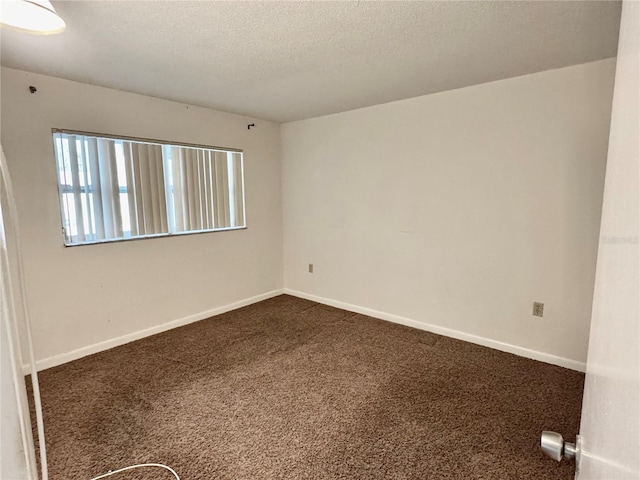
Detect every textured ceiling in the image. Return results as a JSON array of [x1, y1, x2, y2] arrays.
[[0, 1, 621, 123]]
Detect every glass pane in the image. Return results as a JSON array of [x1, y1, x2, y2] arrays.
[[114, 141, 127, 188], [120, 193, 131, 237], [63, 192, 78, 238]]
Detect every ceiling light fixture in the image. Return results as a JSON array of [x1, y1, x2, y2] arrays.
[[0, 0, 66, 34]]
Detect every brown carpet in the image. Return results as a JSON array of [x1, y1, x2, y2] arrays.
[[30, 295, 583, 480]]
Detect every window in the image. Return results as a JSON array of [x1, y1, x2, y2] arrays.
[[52, 130, 245, 246]]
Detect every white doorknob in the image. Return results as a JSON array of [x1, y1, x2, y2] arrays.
[[541, 431, 578, 462]]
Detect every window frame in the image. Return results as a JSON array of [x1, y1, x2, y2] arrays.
[[52, 128, 247, 247]]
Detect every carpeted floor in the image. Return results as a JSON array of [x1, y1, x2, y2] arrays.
[[31, 295, 584, 479]]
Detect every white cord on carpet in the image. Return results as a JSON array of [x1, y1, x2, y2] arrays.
[[1, 146, 180, 480], [89, 463, 180, 480]]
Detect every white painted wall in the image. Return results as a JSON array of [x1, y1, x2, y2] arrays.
[[0, 59, 617, 371], [0, 67, 283, 367], [282, 59, 616, 368], [578, 1, 639, 477]]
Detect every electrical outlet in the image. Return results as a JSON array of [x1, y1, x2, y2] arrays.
[[308, 263, 314, 274], [533, 302, 544, 317]]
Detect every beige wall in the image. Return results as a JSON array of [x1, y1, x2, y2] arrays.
[[1, 67, 283, 366], [282, 59, 616, 368]]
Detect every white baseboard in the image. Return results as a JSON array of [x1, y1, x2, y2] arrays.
[[25, 287, 586, 374], [283, 288, 586, 372], [23, 289, 284, 374]]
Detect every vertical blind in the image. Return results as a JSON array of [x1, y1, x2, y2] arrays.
[[52, 132, 245, 245]]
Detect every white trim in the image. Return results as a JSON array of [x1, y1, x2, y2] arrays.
[[23, 289, 284, 373], [24, 287, 586, 374], [283, 289, 586, 372]]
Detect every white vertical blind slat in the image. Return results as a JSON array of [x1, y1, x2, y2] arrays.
[[233, 153, 245, 227], [181, 149, 191, 230], [141, 144, 157, 233], [136, 144, 151, 233], [66, 136, 86, 243], [204, 152, 214, 229], [131, 143, 146, 235], [171, 147, 186, 232], [185, 149, 197, 230], [227, 154, 236, 226], [86, 138, 106, 240], [96, 139, 122, 239], [106, 140, 123, 238], [162, 146, 175, 235], [213, 151, 230, 228], [197, 150, 207, 230], [96, 138, 115, 239], [122, 143, 139, 237], [153, 145, 168, 233], [147, 144, 161, 232], [79, 140, 94, 238]]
